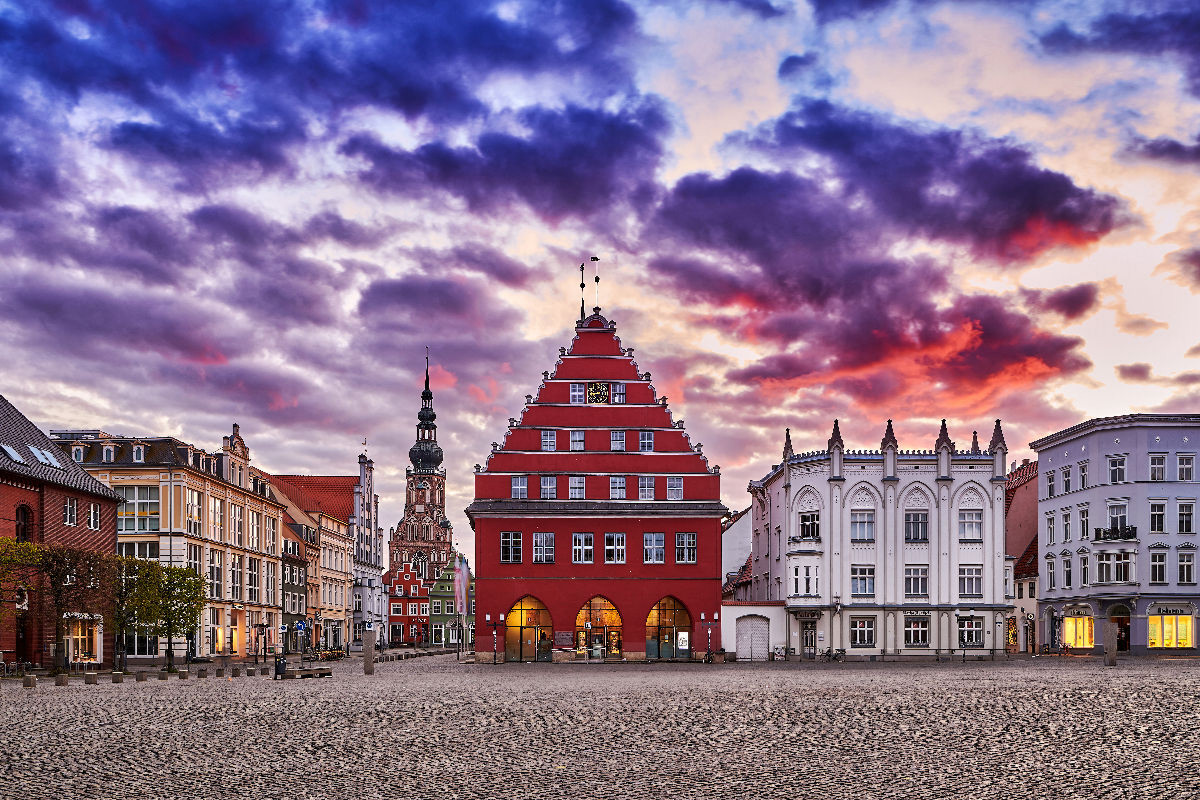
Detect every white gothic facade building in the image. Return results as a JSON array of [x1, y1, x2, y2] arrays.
[[729, 418, 1011, 659]]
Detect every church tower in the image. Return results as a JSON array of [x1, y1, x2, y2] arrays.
[[388, 352, 454, 582]]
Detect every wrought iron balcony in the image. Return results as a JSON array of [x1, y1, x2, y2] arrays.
[[1094, 525, 1137, 542]]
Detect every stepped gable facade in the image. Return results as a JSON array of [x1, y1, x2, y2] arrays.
[[467, 307, 727, 662]]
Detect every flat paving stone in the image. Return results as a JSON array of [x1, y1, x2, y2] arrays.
[[3, 655, 1199, 799]]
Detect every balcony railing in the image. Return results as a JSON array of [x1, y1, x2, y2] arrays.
[[1094, 525, 1137, 542]]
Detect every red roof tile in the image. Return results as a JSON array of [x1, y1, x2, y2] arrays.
[[1014, 535, 1039, 579], [271, 474, 357, 524], [1005, 461, 1038, 514]]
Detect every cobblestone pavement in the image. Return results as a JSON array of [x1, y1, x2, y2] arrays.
[[3, 655, 1199, 800]]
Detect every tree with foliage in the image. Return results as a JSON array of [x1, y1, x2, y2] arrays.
[[156, 566, 206, 671], [34, 545, 112, 673], [0, 538, 40, 624], [106, 556, 163, 673]]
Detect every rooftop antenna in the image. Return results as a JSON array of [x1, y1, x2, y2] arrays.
[[579, 262, 586, 321], [592, 255, 600, 308]]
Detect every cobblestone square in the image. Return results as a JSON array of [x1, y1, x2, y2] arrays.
[[3, 655, 1198, 800]]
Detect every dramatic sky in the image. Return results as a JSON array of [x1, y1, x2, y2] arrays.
[[3, 0, 1199, 564]]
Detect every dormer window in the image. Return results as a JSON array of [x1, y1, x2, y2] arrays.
[[103, 446, 114, 462], [133, 445, 144, 463], [72, 447, 83, 462]]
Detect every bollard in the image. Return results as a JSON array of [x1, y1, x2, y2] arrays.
[[111, 673, 124, 684], [231, 667, 241, 678], [135, 672, 147, 682], [364, 629, 377, 675], [55, 674, 69, 686], [197, 668, 207, 679], [84, 673, 98, 685], [23, 675, 36, 689], [215, 668, 224, 677], [245, 667, 255, 677], [158, 671, 169, 681], [179, 670, 189, 680], [1104, 621, 1118, 667]]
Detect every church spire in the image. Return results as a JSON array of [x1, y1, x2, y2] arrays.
[[409, 348, 444, 473]]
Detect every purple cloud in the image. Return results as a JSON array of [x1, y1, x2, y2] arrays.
[[341, 101, 669, 224], [742, 100, 1127, 263], [1023, 282, 1102, 320]]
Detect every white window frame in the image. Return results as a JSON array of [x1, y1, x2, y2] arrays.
[[572, 532, 593, 564], [570, 430, 585, 451], [958, 565, 983, 597], [569, 476, 586, 499], [1109, 456, 1126, 484], [610, 430, 625, 451], [904, 617, 930, 648], [541, 430, 556, 451], [500, 531, 522, 563], [1180, 455, 1195, 482], [850, 511, 875, 542], [675, 532, 697, 564], [958, 510, 983, 541], [611, 383, 625, 404], [63, 497, 77, 526], [849, 617, 875, 648], [850, 565, 874, 596], [638, 476, 655, 500], [904, 565, 928, 597], [609, 476, 626, 499], [540, 476, 557, 500], [1150, 454, 1166, 482], [569, 383, 585, 404], [604, 532, 626, 564], [643, 532, 665, 564], [510, 476, 527, 499], [639, 431, 654, 452], [667, 476, 683, 501], [532, 532, 555, 564]]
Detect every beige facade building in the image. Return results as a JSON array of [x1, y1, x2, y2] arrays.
[[270, 476, 354, 650], [51, 424, 286, 662]]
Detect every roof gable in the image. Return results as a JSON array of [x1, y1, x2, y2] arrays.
[[271, 474, 357, 524], [0, 394, 122, 502]]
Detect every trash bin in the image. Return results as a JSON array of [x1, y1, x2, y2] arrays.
[[274, 654, 287, 680]]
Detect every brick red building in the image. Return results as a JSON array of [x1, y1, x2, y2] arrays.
[[1, 394, 120, 668], [385, 562, 430, 645], [467, 307, 727, 662]]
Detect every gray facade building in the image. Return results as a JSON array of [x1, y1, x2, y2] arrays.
[[1031, 414, 1199, 653]]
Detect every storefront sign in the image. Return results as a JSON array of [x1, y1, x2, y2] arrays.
[[794, 610, 822, 620], [1065, 608, 1091, 617], [902, 610, 930, 618], [1153, 606, 1192, 616]]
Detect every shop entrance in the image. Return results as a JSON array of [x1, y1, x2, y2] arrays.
[[1109, 605, 1131, 652], [576, 597, 622, 660], [801, 621, 817, 657], [646, 597, 691, 660], [505, 596, 553, 662]]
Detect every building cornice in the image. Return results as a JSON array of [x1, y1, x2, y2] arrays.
[[1030, 414, 1200, 451]]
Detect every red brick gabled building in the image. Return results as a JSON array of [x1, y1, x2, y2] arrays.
[[1, 394, 121, 669], [467, 307, 727, 662]]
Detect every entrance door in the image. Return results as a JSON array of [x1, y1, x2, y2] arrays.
[[801, 621, 817, 658], [1113, 616, 1131, 651], [736, 615, 769, 661], [646, 597, 691, 660], [576, 597, 623, 660], [505, 596, 554, 662]]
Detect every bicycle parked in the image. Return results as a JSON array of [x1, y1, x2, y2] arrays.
[[1, 660, 32, 678], [818, 647, 846, 663]]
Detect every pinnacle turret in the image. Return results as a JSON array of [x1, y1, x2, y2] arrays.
[[782, 427, 794, 460], [409, 350, 444, 473], [880, 419, 898, 450], [934, 419, 954, 452], [827, 419, 844, 451]]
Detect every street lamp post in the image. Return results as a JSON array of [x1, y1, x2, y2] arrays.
[[486, 614, 504, 664]]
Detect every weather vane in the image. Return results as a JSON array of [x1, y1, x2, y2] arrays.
[[579, 256, 599, 319]]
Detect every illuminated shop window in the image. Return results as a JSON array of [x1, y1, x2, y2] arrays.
[[1063, 616, 1094, 649], [1148, 615, 1194, 649]]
